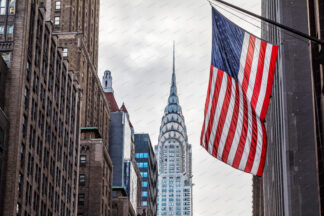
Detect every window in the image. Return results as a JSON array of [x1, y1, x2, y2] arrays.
[[79, 174, 85, 186], [8, 0, 15, 14], [80, 155, 86, 166], [140, 172, 148, 178], [55, 1, 61, 10], [135, 153, 140, 158], [78, 194, 85, 206], [142, 191, 147, 197], [143, 162, 148, 168], [142, 201, 147, 206], [0, 0, 6, 15], [54, 17, 60, 25], [7, 25, 14, 41], [142, 181, 148, 187], [63, 48, 68, 57], [144, 153, 148, 158], [0, 25, 4, 41]]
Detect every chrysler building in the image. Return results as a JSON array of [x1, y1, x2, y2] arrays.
[[156, 45, 193, 216]]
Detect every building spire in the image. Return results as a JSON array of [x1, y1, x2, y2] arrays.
[[164, 42, 182, 114], [171, 41, 177, 96]]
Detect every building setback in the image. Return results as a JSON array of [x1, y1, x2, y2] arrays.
[[0, 1, 81, 215], [134, 133, 158, 216], [48, 1, 113, 215], [156, 49, 193, 216], [253, 0, 324, 215]]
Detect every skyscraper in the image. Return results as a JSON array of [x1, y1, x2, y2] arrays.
[[0, 1, 81, 215], [156, 47, 193, 216], [134, 133, 158, 216], [252, 0, 323, 215]]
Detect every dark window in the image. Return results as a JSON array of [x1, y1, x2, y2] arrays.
[[80, 155, 86, 166], [20, 144, 25, 168], [22, 115, 27, 137], [78, 194, 85, 206], [79, 174, 85, 186], [26, 61, 31, 81], [24, 87, 29, 110]]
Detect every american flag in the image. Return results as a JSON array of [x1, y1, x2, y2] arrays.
[[200, 8, 279, 176]]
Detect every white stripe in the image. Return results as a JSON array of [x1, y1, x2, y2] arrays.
[[217, 78, 236, 159], [255, 44, 273, 116], [251, 118, 264, 175], [208, 71, 228, 154], [202, 67, 218, 148], [227, 85, 244, 165], [238, 33, 250, 85], [246, 38, 261, 104], [238, 100, 253, 170]]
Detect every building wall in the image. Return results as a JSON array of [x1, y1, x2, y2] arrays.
[[1, 1, 81, 215], [307, 0, 324, 213], [134, 133, 158, 216], [78, 138, 113, 216], [0, 55, 8, 213], [260, 0, 321, 215]]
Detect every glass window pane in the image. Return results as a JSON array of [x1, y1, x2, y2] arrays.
[[55, 1, 61, 10], [144, 153, 148, 158], [0, 0, 6, 15], [0, 25, 4, 41], [8, 0, 15, 15], [7, 25, 14, 41]]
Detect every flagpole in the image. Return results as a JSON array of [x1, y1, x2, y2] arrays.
[[210, 0, 324, 45]]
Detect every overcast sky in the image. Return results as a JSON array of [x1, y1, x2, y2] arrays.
[[98, 0, 261, 215]]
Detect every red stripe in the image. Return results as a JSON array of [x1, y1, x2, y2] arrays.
[[232, 91, 249, 168], [200, 65, 214, 146], [241, 35, 256, 94], [251, 41, 267, 110], [211, 73, 232, 157], [244, 108, 258, 173], [256, 123, 267, 176], [222, 81, 240, 163], [260, 45, 279, 120], [204, 69, 224, 151]]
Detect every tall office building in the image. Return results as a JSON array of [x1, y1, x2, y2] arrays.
[[135, 133, 158, 216], [48, 1, 113, 215], [156, 49, 193, 216], [0, 1, 81, 215], [252, 0, 324, 215]]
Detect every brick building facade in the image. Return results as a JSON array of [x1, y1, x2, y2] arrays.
[[0, 1, 81, 215], [48, 0, 113, 215]]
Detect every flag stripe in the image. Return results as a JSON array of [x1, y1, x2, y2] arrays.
[[255, 44, 273, 118], [211, 72, 233, 157], [241, 35, 255, 95], [221, 81, 240, 162], [260, 45, 279, 120], [251, 117, 264, 175], [244, 108, 258, 173], [246, 38, 261, 106], [251, 41, 267, 111], [232, 90, 249, 169], [200, 65, 215, 148], [207, 71, 228, 154], [203, 68, 223, 151], [226, 83, 244, 166], [256, 123, 268, 176]]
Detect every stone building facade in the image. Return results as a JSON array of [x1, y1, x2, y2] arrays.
[[0, 1, 81, 215], [253, 0, 324, 215]]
